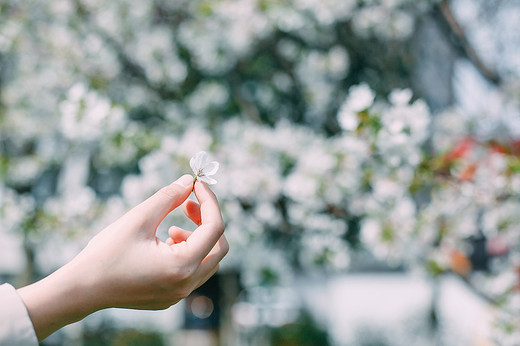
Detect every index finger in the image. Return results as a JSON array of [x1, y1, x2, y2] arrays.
[[187, 181, 225, 260]]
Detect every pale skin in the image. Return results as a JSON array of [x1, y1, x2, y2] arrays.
[[16, 174, 229, 341]]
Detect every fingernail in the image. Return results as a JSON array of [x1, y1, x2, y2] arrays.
[[172, 174, 194, 188]]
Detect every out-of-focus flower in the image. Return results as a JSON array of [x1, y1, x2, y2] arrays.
[[337, 83, 376, 131], [389, 88, 413, 106], [344, 83, 376, 113], [190, 151, 219, 185]]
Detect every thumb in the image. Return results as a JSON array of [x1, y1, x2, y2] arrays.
[[128, 174, 194, 233]]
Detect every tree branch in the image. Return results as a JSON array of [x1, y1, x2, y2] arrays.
[[435, 0, 501, 85]]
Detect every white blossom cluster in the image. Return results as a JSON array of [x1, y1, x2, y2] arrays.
[[423, 106, 520, 340]]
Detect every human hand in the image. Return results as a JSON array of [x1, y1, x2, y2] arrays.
[[17, 174, 228, 340]]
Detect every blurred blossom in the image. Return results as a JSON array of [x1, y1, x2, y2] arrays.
[[187, 81, 229, 115], [272, 7, 307, 32], [338, 110, 358, 132], [381, 98, 430, 143], [178, 20, 237, 74], [95, 132, 139, 168], [493, 270, 518, 298], [452, 0, 520, 81], [372, 178, 407, 202], [377, 131, 422, 167], [360, 218, 386, 256], [276, 39, 301, 61], [5, 156, 44, 187], [253, 202, 282, 227], [60, 84, 126, 142], [0, 186, 34, 233], [0, 20, 22, 52], [90, 196, 127, 232], [136, 151, 181, 189], [121, 174, 162, 206], [220, 163, 282, 201], [389, 88, 413, 106], [175, 126, 214, 159], [212, 0, 271, 55], [300, 233, 351, 271], [292, 211, 340, 236], [352, 5, 415, 39], [432, 108, 469, 152], [241, 244, 293, 287], [34, 233, 90, 273], [297, 142, 336, 174], [45, 187, 96, 220], [296, 48, 347, 121], [232, 302, 259, 329], [129, 27, 187, 85], [284, 171, 319, 204], [482, 200, 520, 236], [342, 83, 376, 113], [454, 60, 520, 141]]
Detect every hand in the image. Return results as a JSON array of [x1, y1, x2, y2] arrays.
[[17, 175, 228, 341]]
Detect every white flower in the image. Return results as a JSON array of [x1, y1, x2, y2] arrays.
[[190, 151, 219, 185], [344, 83, 375, 112], [389, 88, 413, 106]]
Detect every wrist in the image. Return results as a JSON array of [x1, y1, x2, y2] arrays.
[[17, 260, 100, 341]]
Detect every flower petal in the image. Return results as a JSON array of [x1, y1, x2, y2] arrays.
[[199, 151, 208, 168], [199, 175, 217, 185], [189, 157, 197, 175], [190, 151, 207, 174], [203, 161, 219, 176]]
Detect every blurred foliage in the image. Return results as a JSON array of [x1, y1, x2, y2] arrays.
[[82, 324, 165, 346], [269, 310, 330, 346]]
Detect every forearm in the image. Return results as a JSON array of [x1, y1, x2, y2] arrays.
[[17, 262, 100, 341]]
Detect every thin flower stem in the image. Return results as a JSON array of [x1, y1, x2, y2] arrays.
[[192, 175, 197, 192]]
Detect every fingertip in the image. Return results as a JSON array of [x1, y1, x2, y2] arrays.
[[172, 174, 195, 190], [184, 199, 202, 226], [182, 202, 189, 215], [194, 180, 208, 189], [168, 226, 193, 243], [194, 180, 204, 191], [168, 225, 181, 238], [194, 180, 217, 201]]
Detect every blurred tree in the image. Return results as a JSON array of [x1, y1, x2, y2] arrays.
[[1, 0, 520, 343]]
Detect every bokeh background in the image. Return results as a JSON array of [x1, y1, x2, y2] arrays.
[[1, 0, 520, 345]]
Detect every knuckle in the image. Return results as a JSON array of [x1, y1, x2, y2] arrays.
[[179, 286, 193, 300], [175, 267, 193, 281], [220, 240, 230, 256], [167, 262, 195, 282], [213, 220, 226, 235]]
